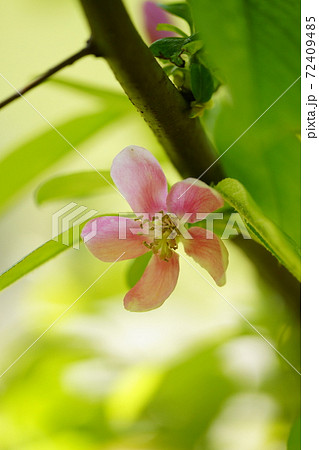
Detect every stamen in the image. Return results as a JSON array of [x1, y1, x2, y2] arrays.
[[142, 212, 181, 261]]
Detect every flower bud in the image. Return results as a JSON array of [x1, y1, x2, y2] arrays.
[[143, 1, 175, 43]]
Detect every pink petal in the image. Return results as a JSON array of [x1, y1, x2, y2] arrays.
[[81, 216, 150, 262], [166, 178, 224, 223], [111, 146, 168, 216], [143, 1, 176, 43], [182, 227, 228, 286], [124, 252, 179, 312]]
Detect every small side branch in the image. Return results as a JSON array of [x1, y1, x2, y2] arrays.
[[0, 40, 97, 110]]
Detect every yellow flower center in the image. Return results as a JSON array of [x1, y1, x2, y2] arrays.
[[135, 211, 181, 261]]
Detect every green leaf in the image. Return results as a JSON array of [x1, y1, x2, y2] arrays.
[[182, 39, 203, 55], [216, 178, 301, 281], [190, 61, 214, 102], [126, 252, 152, 289], [150, 34, 200, 67], [35, 171, 114, 205], [191, 0, 301, 246], [150, 37, 188, 67], [0, 108, 128, 213], [0, 213, 123, 292], [50, 77, 129, 105], [159, 3, 193, 31], [287, 416, 301, 450], [0, 234, 73, 292], [0, 107, 130, 214], [190, 0, 300, 120], [157, 23, 188, 38]]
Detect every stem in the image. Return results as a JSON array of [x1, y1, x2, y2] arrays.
[[0, 40, 96, 110], [79, 0, 224, 184]]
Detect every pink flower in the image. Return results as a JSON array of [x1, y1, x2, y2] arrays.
[[143, 1, 176, 43], [82, 146, 228, 312]]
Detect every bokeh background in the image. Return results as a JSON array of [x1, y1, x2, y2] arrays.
[[0, 0, 300, 449]]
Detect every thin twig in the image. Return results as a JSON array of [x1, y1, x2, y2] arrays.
[[0, 39, 97, 110]]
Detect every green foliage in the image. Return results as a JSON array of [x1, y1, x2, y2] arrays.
[[287, 416, 301, 450], [0, 1, 301, 448], [0, 236, 71, 292], [126, 252, 152, 288], [150, 36, 192, 67], [159, 2, 194, 31], [182, 38, 203, 56], [50, 77, 130, 105], [0, 109, 127, 212], [157, 23, 188, 38], [35, 171, 113, 204], [150, 27, 216, 108], [0, 213, 124, 291], [190, 0, 301, 245], [0, 338, 112, 448], [143, 341, 238, 449], [190, 60, 214, 102], [216, 178, 301, 280]]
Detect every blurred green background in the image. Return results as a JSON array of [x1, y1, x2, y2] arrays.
[[0, 0, 300, 449]]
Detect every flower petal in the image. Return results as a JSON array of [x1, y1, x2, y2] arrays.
[[124, 252, 179, 312], [166, 178, 224, 223], [81, 216, 149, 262], [182, 227, 228, 286], [111, 146, 168, 216]]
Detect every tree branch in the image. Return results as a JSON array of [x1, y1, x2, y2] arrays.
[[79, 0, 224, 184], [0, 40, 96, 110]]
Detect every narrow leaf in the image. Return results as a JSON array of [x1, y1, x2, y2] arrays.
[[216, 178, 301, 280], [0, 234, 72, 292], [0, 214, 120, 292], [157, 23, 188, 38], [159, 3, 193, 31], [35, 171, 114, 204], [50, 77, 129, 105], [0, 109, 127, 212], [190, 61, 214, 102]]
